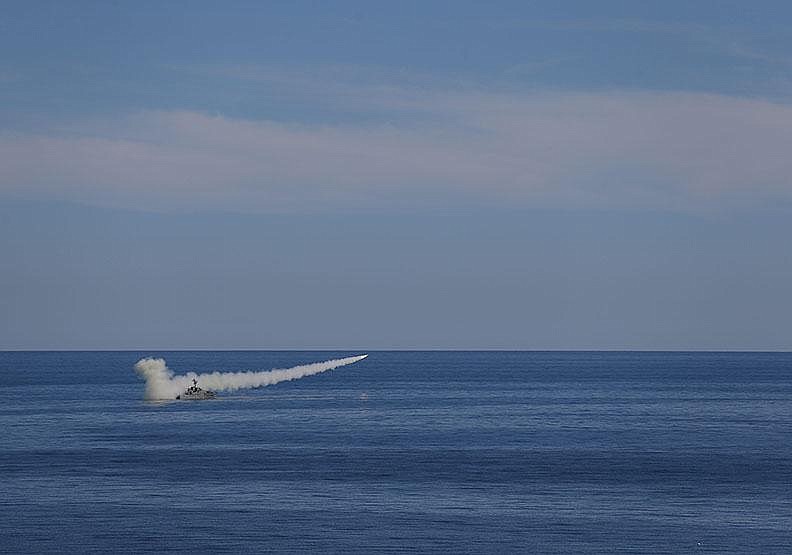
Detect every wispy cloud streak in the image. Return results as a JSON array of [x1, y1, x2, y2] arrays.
[[2, 89, 792, 212]]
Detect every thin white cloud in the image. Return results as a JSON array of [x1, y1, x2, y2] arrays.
[[2, 90, 792, 212], [493, 18, 792, 78]]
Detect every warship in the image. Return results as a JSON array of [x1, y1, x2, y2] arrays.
[[176, 379, 216, 400]]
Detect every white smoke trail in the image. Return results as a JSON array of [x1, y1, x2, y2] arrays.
[[134, 354, 368, 400]]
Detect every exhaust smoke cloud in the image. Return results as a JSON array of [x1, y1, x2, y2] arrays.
[[134, 354, 368, 400]]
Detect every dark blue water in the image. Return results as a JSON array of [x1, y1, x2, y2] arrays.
[[1, 351, 791, 553]]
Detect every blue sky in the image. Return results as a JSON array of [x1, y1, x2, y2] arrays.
[[2, 1, 792, 349]]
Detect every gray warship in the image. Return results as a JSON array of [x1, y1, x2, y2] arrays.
[[176, 378, 217, 400]]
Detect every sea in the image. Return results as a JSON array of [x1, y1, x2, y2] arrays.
[[1, 351, 791, 553]]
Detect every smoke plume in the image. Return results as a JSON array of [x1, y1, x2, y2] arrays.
[[134, 354, 368, 400]]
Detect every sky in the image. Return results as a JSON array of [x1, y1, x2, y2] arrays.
[[2, 1, 792, 349]]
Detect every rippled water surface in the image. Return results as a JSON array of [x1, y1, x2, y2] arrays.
[[1, 351, 791, 553]]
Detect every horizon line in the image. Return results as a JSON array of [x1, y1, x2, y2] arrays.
[[1, 348, 791, 354]]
